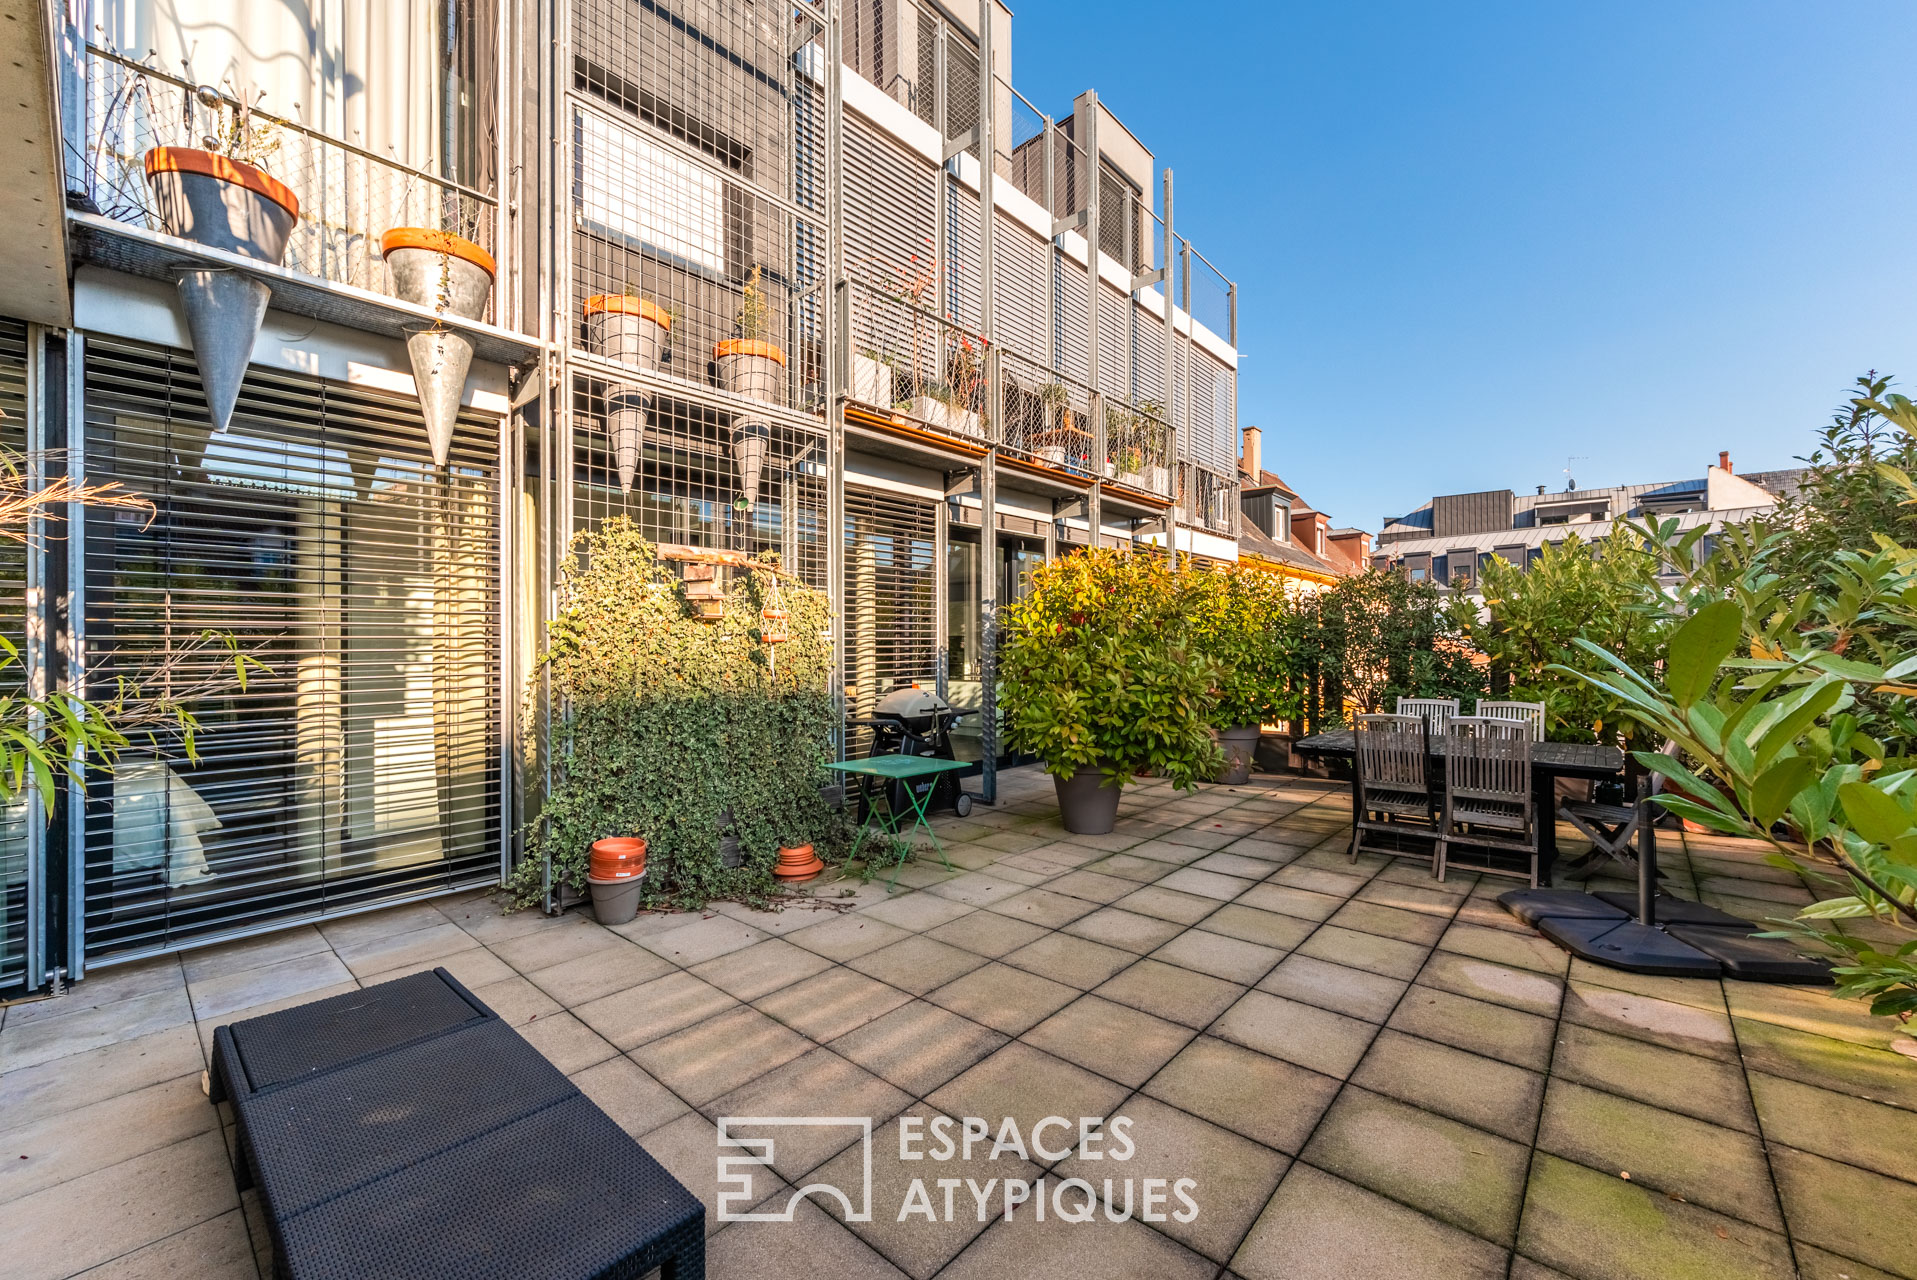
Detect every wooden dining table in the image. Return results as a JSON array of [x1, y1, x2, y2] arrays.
[[1293, 729, 1625, 879]]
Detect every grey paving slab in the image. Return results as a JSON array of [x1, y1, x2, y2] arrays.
[[1232, 1164, 1510, 1280]]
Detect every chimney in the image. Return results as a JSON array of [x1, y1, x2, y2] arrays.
[[1536, 484, 1546, 495], [1242, 426, 1262, 480], [1718, 450, 1732, 474]]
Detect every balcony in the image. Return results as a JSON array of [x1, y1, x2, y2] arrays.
[[66, 47, 532, 366]]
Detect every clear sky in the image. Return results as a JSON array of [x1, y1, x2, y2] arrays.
[[1006, 1, 1917, 532]]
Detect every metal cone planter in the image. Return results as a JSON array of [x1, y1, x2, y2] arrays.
[[380, 230, 496, 467], [716, 339, 784, 508], [143, 148, 300, 432], [584, 296, 671, 491]]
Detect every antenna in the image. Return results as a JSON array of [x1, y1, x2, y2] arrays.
[[1563, 456, 1587, 492]]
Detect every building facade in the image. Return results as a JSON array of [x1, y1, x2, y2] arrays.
[[1372, 453, 1803, 593], [0, 0, 1240, 991]]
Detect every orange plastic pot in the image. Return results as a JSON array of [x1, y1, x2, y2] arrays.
[[589, 836, 648, 881], [773, 843, 823, 882]]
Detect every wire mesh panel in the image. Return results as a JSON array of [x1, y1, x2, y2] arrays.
[[79, 337, 501, 961], [842, 487, 937, 754], [1106, 399, 1172, 498], [568, 2, 828, 416], [567, 370, 829, 591], [1186, 246, 1234, 344], [0, 321, 28, 992], [1179, 464, 1240, 537], [998, 79, 1048, 210], [78, 48, 497, 318], [848, 280, 989, 444], [1000, 351, 1094, 479]]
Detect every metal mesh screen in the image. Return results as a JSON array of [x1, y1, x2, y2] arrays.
[[79, 337, 501, 961]]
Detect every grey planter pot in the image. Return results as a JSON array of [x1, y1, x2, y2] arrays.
[[1217, 725, 1262, 785], [716, 342, 785, 405], [586, 298, 671, 492], [1053, 765, 1122, 835], [382, 230, 495, 466], [144, 148, 299, 434], [586, 872, 644, 925]]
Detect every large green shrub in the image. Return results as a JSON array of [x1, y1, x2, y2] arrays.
[[1190, 567, 1302, 730], [508, 518, 837, 908], [1000, 548, 1223, 789], [1295, 568, 1483, 729], [1454, 533, 1670, 745]]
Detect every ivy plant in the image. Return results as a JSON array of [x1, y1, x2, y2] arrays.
[[999, 548, 1223, 790], [509, 517, 839, 908]]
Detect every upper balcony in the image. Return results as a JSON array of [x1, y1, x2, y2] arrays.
[[65, 45, 531, 367]]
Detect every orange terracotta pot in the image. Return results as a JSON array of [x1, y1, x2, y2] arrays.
[[773, 843, 824, 882], [589, 836, 648, 881]]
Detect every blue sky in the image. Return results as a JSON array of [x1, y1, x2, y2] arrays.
[[1007, 1, 1917, 531]]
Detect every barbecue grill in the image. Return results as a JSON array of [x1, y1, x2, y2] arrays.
[[855, 683, 978, 818]]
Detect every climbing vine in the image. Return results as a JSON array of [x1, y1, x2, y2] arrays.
[[506, 517, 839, 908]]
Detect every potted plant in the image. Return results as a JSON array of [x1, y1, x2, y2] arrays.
[[584, 291, 672, 492], [380, 228, 495, 466], [1192, 568, 1301, 784], [1001, 548, 1224, 833], [143, 105, 298, 434], [716, 264, 785, 405], [1036, 383, 1073, 465]]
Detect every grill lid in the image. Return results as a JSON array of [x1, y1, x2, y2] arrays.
[[874, 684, 950, 722]]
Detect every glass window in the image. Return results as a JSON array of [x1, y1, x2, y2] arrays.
[[947, 537, 979, 682], [577, 111, 727, 274]]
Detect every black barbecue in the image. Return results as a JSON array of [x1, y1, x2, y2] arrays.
[[854, 684, 979, 818]]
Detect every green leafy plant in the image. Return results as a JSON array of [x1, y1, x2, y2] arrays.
[[734, 263, 769, 341], [1191, 568, 1302, 730], [1452, 533, 1671, 744], [1294, 568, 1483, 730], [1000, 548, 1223, 789], [509, 517, 840, 907]]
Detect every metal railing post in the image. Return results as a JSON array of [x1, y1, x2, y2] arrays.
[[1162, 168, 1176, 569], [1084, 91, 1101, 548], [828, 0, 848, 765], [976, 0, 998, 805]]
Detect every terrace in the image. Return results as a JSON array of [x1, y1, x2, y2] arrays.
[[1, 764, 1898, 1280]]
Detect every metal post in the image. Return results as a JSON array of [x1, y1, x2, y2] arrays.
[[1179, 236, 1191, 538], [1084, 91, 1101, 548], [933, 17, 948, 319], [1041, 112, 1056, 371], [63, 331, 86, 981], [1162, 169, 1176, 570], [976, 0, 998, 805], [827, 0, 848, 764], [23, 326, 46, 990], [1228, 279, 1237, 350]]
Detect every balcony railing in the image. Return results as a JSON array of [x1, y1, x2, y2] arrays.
[[848, 278, 988, 446], [73, 46, 498, 322], [1181, 464, 1241, 538], [1000, 350, 1096, 479]]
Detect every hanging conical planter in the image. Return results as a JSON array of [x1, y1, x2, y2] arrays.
[[584, 295, 670, 491], [379, 229, 496, 467], [143, 147, 300, 432], [731, 419, 771, 509]]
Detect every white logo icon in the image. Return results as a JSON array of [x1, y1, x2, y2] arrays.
[[717, 1117, 874, 1222]]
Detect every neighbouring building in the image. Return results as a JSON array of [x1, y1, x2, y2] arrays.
[[1372, 452, 1805, 593], [0, 0, 1240, 990], [1235, 425, 1358, 591]]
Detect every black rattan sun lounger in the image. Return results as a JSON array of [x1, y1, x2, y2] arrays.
[[211, 968, 704, 1280]]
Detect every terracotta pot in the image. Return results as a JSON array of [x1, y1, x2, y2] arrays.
[[774, 843, 824, 882], [589, 836, 648, 881]]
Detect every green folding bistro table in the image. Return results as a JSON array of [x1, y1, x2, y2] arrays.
[[826, 756, 973, 889]]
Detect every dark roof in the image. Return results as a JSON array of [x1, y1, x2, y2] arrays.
[[1238, 521, 1342, 576]]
